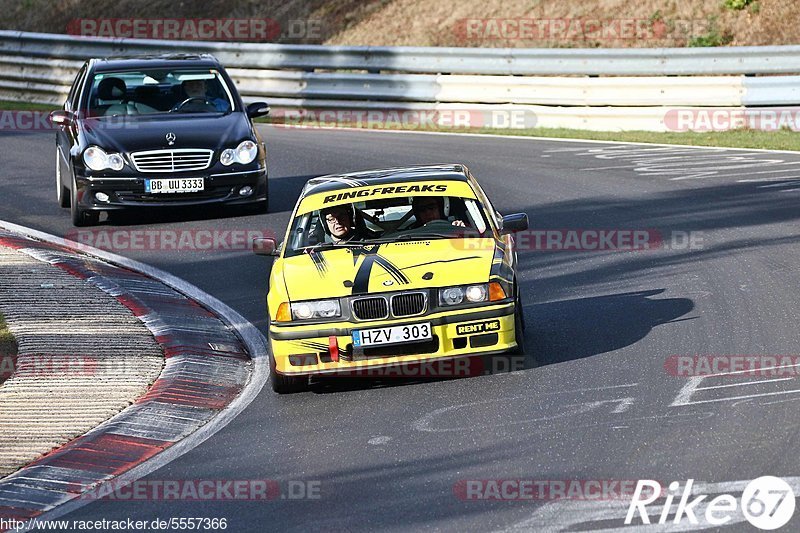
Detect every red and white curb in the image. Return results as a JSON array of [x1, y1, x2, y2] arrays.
[[0, 221, 268, 530]]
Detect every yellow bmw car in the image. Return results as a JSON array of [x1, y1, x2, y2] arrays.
[[254, 164, 529, 393]]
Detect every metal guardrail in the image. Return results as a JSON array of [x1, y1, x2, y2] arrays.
[[3, 30, 800, 76], [1, 31, 800, 132]]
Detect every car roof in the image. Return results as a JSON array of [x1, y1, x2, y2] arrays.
[[301, 164, 471, 196], [90, 54, 221, 72]]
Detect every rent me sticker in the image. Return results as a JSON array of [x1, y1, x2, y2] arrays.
[[456, 319, 500, 336]]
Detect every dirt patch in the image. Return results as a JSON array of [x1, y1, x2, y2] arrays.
[[327, 0, 787, 47], [0, 0, 792, 47]]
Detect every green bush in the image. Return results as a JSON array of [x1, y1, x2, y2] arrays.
[[723, 0, 753, 9], [688, 16, 734, 47]]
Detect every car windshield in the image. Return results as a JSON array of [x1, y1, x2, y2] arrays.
[[284, 195, 491, 256], [85, 68, 234, 117]]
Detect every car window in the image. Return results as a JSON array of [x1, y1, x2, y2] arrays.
[[85, 68, 234, 117], [469, 178, 503, 231], [66, 64, 87, 112], [284, 195, 490, 256]]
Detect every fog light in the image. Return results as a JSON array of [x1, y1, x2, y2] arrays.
[[94, 191, 110, 203], [239, 186, 253, 197]]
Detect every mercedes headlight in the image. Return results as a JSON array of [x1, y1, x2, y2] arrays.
[[290, 299, 341, 320], [221, 140, 258, 166], [83, 146, 124, 171]]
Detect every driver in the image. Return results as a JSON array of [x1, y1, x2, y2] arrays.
[[181, 79, 229, 112], [411, 197, 466, 227], [320, 204, 364, 243]]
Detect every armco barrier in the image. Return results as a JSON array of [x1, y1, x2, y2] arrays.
[[1, 30, 799, 131], [3, 31, 800, 76]]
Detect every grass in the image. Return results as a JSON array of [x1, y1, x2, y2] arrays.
[[0, 100, 57, 111], [0, 313, 18, 385], [3, 99, 795, 152]]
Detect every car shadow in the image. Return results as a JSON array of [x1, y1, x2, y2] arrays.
[[527, 288, 695, 366], [307, 288, 693, 394]]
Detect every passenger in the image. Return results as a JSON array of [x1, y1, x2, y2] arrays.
[[411, 197, 466, 227]]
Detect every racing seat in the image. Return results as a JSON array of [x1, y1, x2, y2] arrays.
[[95, 77, 130, 116], [133, 85, 166, 112]]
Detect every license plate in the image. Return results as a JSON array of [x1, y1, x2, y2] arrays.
[[145, 178, 204, 194], [352, 322, 432, 348]]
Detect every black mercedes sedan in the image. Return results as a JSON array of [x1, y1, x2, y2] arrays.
[[50, 54, 270, 226]]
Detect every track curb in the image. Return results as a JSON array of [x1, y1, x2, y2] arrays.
[[0, 220, 268, 530]]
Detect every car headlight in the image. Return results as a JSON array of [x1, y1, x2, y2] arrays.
[[290, 299, 341, 320], [220, 149, 236, 166], [83, 146, 124, 171], [465, 284, 488, 302], [236, 140, 258, 164], [440, 287, 465, 306], [439, 283, 493, 306], [221, 140, 258, 166]]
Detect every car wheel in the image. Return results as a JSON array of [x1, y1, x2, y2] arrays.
[[269, 353, 308, 394], [70, 178, 99, 227], [56, 149, 69, 208]]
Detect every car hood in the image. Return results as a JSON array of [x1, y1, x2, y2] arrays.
[[81, 113, 252, 154], [281, 239, 498, 301]]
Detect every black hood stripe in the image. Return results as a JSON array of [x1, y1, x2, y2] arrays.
[[309, 250, 328, 277], [350, 244, 409, 294]]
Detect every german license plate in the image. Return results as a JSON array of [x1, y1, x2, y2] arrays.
[[145, 178, 204, 194], [352, 322, 432, 348]]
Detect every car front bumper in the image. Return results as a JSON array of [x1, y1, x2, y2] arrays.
[[73, 166, 268, 210], [268, 302, 518, 377]]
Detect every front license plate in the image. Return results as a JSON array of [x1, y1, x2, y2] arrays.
[[352, 322, 432, 348], [145, 178, 204, 194]]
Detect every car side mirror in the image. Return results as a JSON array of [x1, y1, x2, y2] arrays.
[[252, 237, 279, 256], [500, 213, 528, 235], [50, 110, 75, 127], [247, 102, 270, 119]]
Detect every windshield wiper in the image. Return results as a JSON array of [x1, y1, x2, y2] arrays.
[[363, 233, 454, 244], [396, 233, 454, 240], [301, 241, 367, 252]]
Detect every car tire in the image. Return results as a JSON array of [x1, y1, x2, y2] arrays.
[[269, 353, 309, 394], [56, 149, 69, 208], [70, 177, 99, 227]]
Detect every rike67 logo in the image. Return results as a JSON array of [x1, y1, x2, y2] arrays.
[[626, 477, 795, 530]]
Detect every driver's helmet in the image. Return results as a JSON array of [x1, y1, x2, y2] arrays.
[[412, 196, 450, 218]]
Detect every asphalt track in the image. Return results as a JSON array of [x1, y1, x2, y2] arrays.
[[4, 126, 800, 531]]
